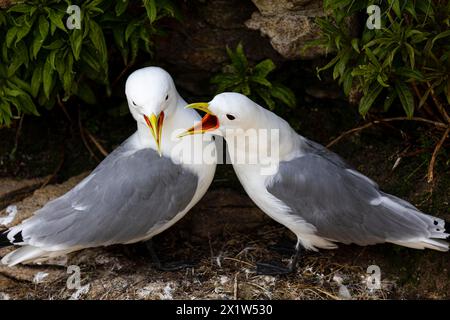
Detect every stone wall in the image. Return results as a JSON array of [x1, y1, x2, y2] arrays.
[[155, 0, 328, 95]]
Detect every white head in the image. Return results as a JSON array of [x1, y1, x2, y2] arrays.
[[125, 67, 179, 154], [180, 92, 262, 137]]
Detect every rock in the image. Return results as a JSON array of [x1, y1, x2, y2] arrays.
[[0, 176, 49, 211], [186, 187, 270, 241], [155, 0, 282, 96], [246, 0, 327, 59], [0, 173, 88, 228], [0, 0, 12, 9]]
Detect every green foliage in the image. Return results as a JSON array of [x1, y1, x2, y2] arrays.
[[211, 43, 296, 110], [0, 0, 179, 126], [315, 0, 450, 119]]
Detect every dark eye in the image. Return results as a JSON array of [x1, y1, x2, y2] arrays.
[[132, 100, 137, 106], [226, 114, 236, 120], [165, 94, 169, 101]]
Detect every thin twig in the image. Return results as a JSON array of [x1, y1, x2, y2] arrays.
[[10, 114, 24, 158], [427, 127, 450, 183], [326, 117, 447, 148], [57, 95, 72, 123], [427, 81, 450, 124], [78, 110, 99, 162], [85, 129, 108, 157], [233, 273, 238, 300], [40, 145, 65, 189], [411, 81, 439, 121], [112, 63, 134, 88]]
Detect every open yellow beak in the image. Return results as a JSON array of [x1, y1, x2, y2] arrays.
[[178, 103, 220, 138], [144, 112, 164, 156]]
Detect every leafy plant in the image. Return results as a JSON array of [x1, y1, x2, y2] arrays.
[[314, 0, 449, 121], [0, 0, 179, 126], [313, 0, 450, 183], [211, 43, 296, 110]]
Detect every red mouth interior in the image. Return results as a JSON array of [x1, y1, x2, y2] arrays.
[[188, 113, 219, 134]]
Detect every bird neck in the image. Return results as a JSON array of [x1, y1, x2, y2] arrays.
[[225, 108, 302, 170], [136, 96, 205, 159]]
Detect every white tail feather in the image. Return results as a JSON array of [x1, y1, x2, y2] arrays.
[[1, 246, 48, 266], [390, 239, 449, 252]]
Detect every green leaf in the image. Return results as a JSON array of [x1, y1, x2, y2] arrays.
[[359, 84, 383, 116], [32, 33, 44, 58], [227, 43, 248, 75], [62, 52, 74, 94], [43, 39, 65, 50], [125, 21, 138, 42], [70, 29, 83, 60], [31, 63, 43, 97], [115, 0, 129, 16], [395, 67, 424, 81], [240, 82, 251, 96], [47, 9, 66, 32], [253, 59, 275, 78], [7, 48, 27, 76], [395, 81, 414, 118], [76, 81, 96, 104], [38, 15, 49, 39], [4, 88, 23, 97], [88, 20, 107, 64], [211, 74, 241, 93], [351, 38, 360, 53], [389, 0, 402, 18], [143, 0, 157, 23], [418, 87, 431, 108], [376, 74, 390, 87], [405, 43, 415, 68], [256, 88, 275, 110], [432, 30, 450, 47], [6, 27, 18, 47], [81, 48, 101, 72], [270, 83, 296, 108], [112, 25, 128, 64], [17, 93, 39, 116], [364, 47, 381, 69], [250, 75, 272, 87], [43, 56, 54, 98], [342, 69, 353, 96], [7, 3, 31, 13], [316, 55, 340, 78], [384, 90, 397, 111]]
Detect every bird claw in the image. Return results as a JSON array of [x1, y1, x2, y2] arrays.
[[267, 243, 297, 255]]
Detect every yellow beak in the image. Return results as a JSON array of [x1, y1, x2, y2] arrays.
[[178, 103, 219, 138], [185, 102, 213, 114], [143, 112, 164, 156]]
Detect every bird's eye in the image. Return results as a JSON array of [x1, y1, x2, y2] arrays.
[[132, 100, 137, 107], [226, 114, 236, 120], [165, 94, 169, 101]]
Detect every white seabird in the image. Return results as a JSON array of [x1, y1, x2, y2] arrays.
[[1, 67, 217, 266], [183, 92, 448, 274]]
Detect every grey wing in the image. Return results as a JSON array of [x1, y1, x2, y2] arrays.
[[12, 139, 198, 250], [267, 151, 446, 246]]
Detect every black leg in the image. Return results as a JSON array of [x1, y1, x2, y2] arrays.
[[145, 239, 195, 272], [256, 245, 301, 275]]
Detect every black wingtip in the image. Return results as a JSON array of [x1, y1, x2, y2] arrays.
[[0, 230, 22, 247]]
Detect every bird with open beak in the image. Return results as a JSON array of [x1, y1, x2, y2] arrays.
[[1, 67, 217, 267], [182, 92, 448, 275]]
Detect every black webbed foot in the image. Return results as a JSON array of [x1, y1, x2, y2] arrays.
[[145, 239, 195, 272]]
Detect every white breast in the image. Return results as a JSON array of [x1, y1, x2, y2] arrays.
[[231, 162, 337, 251]]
